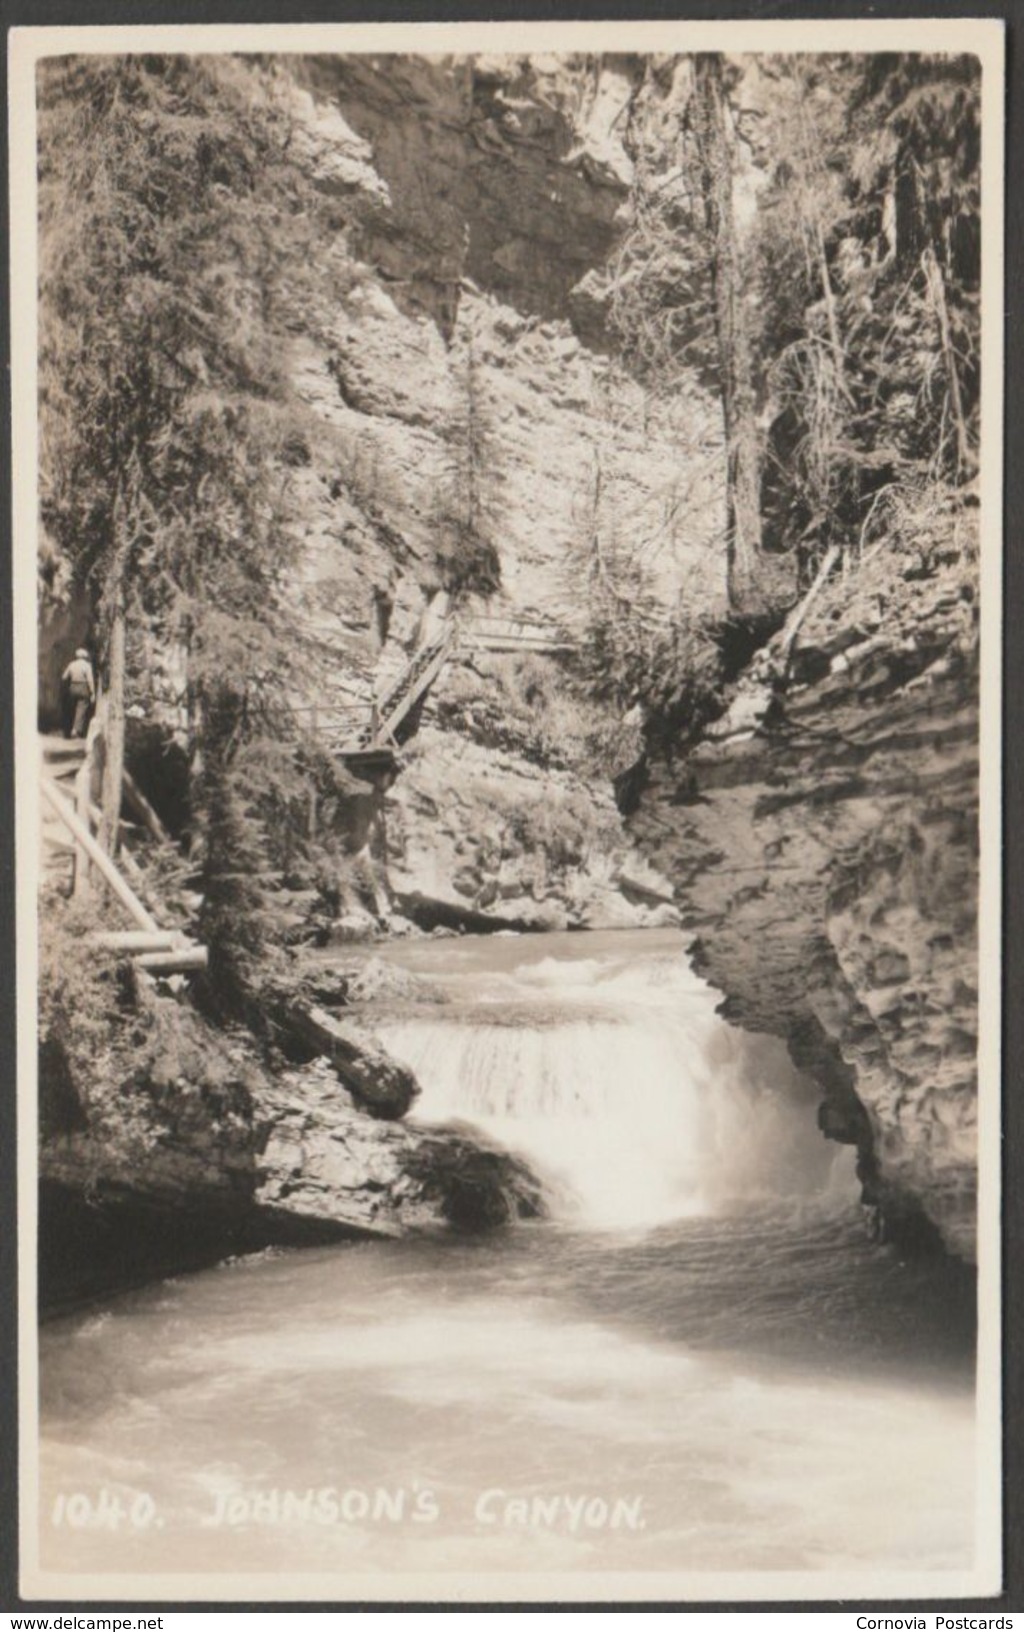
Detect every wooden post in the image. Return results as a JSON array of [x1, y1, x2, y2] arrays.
[[121, 768, 173, 848], [72, 739, 93, 898], [100, 481, 130, 859], [99, 591, 126, 858], [41, 777, 160, 933]]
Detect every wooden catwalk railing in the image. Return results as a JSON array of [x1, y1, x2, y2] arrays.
[[292, 614, 573, 768], [39, 733, 207, 975]]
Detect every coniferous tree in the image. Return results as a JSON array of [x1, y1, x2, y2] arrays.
[[609, 51, 980, 606], [38, 55, 348, 1010], [610, 56, 794, 618], [689, 55, 775, 614], [435, 330, 502, 598], [756, 53, 980, 573]]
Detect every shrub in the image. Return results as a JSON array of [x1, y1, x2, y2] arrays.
[[580, 598, 727, 750], [436, 518, 502, 598]]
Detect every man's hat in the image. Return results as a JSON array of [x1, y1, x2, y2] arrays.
[[75, 647, 90, 658]]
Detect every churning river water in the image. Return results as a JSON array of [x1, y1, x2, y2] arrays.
[[37, 930, 977, 1583]]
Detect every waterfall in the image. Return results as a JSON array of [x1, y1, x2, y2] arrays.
[[377, 940, 857, 1229]]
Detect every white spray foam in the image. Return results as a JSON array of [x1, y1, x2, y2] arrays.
[[380, 947, 855, 1228]]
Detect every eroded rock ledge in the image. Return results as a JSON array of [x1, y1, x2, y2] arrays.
[[630, 540, 980, 1261], [39, 996, 543, 1311]]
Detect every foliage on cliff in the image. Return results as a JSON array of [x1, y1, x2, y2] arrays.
[[609, 54, 979, 574], [36, 50, 984, 976], [588, 49, 981, 736], [37, 57, 379, 1011], [38, 897, 125, 1129]]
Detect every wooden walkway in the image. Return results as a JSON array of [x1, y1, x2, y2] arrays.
[[290, 629, 453, 774], [40, 612, 575, 960], [459, 615, 574, 656], [40, 734, 207, 975]]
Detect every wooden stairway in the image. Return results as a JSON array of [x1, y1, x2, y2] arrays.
[[295, 626, 459, 776], [299, 612, 575, 775], [353, 627, 454, 750]]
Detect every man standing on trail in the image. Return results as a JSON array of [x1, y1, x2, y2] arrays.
[[61, 647, 95, 739]]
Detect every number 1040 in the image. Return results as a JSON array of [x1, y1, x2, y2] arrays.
[[51, 1490, 157, 1530]]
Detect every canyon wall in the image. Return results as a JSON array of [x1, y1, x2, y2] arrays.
[[629, 529, 981, 1260], [272, 53, 723, 928], [279, 54, 983, 1263], [35, 53, 716, 1304]]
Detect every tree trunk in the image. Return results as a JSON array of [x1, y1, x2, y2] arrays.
[[99, 492, 128, 858], [922, 243, 972, 474], [99, 585, 126, 856], [121, 766, 174, 848], [691, 55, 767, 615], [794, 88, 850, 399], [904, 155, 972, 476]]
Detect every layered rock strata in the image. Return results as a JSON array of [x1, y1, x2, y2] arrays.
[[630, 539, 981, 1260]]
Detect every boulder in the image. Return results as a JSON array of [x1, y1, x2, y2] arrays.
[[343, 955, 448, 1008]]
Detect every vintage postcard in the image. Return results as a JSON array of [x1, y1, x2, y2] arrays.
[[10, 17, 1005, 1604]]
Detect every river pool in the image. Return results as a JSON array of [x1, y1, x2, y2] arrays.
[[37, 929, 977, 1585]]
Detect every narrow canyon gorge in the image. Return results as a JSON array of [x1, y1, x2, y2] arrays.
[[37, 49, 982, 1303]]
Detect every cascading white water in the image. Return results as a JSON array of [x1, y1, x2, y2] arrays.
[[378, 933, 857, 1228], [38, 929, 975, 1584]]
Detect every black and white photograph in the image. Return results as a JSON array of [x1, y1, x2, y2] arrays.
[[10, 17, 1005, 1603]]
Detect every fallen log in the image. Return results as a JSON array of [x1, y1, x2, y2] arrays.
[[121, 768, 174, 848], [76, 791, 171, 920], [777, 542, 841, 671], [280, 1004, 419, 1120], [135, 946, 209, 973], [88, 930, 182, 952]]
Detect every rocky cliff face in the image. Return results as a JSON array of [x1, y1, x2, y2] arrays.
[[33, 54, 727, 1308], [293, 53, 642, 342], [271, 53, 724, 926], [279, 54, 983, 1260], [629, 528, 980, 1260]]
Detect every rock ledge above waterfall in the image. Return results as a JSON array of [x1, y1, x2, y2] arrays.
[[38, 995, 545, 1309]]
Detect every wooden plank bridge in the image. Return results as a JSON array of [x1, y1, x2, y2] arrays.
[[459, 615, 575, 656]]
